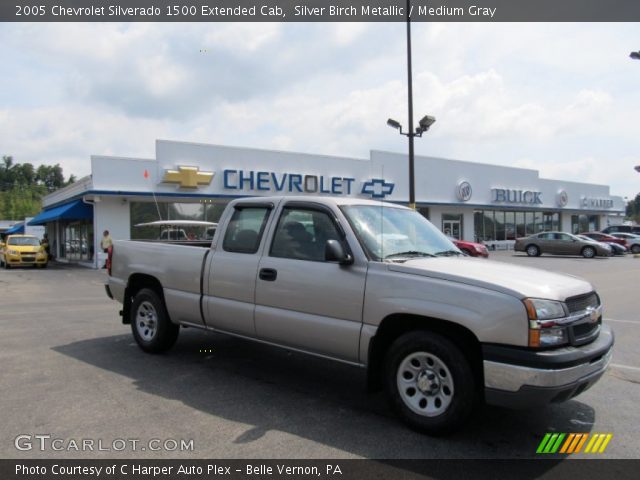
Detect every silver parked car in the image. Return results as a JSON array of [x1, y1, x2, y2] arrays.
[[609, 232, 640, 254], [515, 232, 612, 258]]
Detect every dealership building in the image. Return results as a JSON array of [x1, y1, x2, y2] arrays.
[[29, 139, 626, 268]]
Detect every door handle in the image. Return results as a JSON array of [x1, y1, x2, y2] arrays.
[[259, 268, 277, 281]]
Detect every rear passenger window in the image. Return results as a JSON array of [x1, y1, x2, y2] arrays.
[[270, 208, 342, 262], [223, 207, 270, 254]]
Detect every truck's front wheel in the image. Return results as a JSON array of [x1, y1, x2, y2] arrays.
[[130, 288, 179, 353], [384, 331, 476, 435]]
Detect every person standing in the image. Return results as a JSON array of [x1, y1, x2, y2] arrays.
[[41, 233, 51, 260], [100, 230, 112, 268]]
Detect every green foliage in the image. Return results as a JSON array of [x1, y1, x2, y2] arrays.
[[0, 155, 76, 220], [626, 193, 640, 224]]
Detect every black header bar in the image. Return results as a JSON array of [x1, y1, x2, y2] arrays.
[[3, 459, 640, 480], [2, 1, 640, 22]]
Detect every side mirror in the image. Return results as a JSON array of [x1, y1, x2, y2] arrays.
[[325, 239, 353, 265]]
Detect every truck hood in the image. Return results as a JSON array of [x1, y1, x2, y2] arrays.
[[387, 257, 593, 301]]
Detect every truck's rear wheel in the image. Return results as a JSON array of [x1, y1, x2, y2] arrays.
[[384, 331, 476, 435], [130, 288, 179, 353]]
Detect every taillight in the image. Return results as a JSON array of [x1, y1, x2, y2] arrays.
[[107, 246, 113, 276]]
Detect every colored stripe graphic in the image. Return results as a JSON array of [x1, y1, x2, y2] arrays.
[[537, 433, 613, 454], [559, 433, 576, 453], [598, 434, 613, 453], [536, 433, 552, 454]]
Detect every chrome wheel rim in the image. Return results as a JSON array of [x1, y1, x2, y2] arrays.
[[397, 352, 454, 417], [136, 301, 158, 341], [527, 246, 538, 256], [583, 247, 595, 258]]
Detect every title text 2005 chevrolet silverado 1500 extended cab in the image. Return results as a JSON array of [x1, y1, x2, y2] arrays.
[[106, 196, 613, 434]]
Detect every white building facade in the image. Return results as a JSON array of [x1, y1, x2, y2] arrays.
[[31, 140, 626, 268]]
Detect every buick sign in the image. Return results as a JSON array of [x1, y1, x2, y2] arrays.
[[492, 188, 543, 204], [456, 181, 472, 202]]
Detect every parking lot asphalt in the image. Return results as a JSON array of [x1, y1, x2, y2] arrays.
[[1, 252, 638, 460]]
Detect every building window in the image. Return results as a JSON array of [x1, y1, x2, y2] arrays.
[[129, 200, 228, 240], [472, 209, 561, 241], [441, 213, 463, 239], [571, 214, 599, 234], [63, 221, 93, 262], [417, 207, 430, 220]]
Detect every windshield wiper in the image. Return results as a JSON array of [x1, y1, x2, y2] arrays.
[[434, 250, 463, 256], [384, 251, 437, 260]]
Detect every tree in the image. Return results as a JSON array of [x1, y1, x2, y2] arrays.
[[0, 156, 76, 219], [626, 193, 640, 224]]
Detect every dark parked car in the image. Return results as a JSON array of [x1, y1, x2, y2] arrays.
[[576, 235, 626, 256], [514, 231, 612, 258], [601, 225, 640, 235], [579, 232, 626, 247], [448, 237, 489, 257]]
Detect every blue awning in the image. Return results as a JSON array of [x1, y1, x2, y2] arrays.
[[5, 223, 25, 234], [28, 200, 93, 226]]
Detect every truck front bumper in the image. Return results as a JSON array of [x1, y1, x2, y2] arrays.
[[482, 324, 614, 409]]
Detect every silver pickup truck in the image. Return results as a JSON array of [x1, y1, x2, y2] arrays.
[[105, 196, 613, 434]]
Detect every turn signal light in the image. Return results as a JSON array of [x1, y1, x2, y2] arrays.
[[528, 329, 541, 348]]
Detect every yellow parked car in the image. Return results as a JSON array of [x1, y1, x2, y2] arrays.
[[0, 235, 48, 269]]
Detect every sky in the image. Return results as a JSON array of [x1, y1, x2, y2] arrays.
[[0, 22, 639, 199]]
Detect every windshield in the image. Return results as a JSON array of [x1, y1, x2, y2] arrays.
[[8, 237, 40, 246], [341, 205, 459, 261]]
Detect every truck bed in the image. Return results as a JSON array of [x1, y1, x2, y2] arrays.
[[110, 240, 209, 327]]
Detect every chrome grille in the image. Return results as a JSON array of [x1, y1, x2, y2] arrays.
[[565, 292, 601, 346], [572, 319, 601, 339], [565, 292, 599, 313]]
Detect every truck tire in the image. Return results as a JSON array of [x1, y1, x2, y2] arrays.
[[384, 331, 476, 435], [130, 288, 179, 353]]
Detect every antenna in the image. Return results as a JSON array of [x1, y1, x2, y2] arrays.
[[151, 190, 163, 221], [144, 168, 163, 220], [380, 165, 384, 260]]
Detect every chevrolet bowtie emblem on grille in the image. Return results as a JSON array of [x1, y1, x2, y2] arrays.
[[162, 166, 214, 189]]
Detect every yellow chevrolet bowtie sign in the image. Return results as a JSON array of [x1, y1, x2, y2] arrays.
[[162, 166, 214, 189]]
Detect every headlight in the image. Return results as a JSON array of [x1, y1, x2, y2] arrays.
[[535, 326, 568, 347], [523, 298, 565, 320], [7, 249, 19, 255], [523, 298, 569, 348]]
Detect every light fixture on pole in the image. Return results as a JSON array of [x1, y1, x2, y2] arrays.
[[386, 114, 436, 209]]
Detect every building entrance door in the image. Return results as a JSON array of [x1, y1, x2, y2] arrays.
[[442, 219, 461, 239]]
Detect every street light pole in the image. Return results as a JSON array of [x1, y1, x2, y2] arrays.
[[387, 2, 435, 210], [406, 0, 416, 209]]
